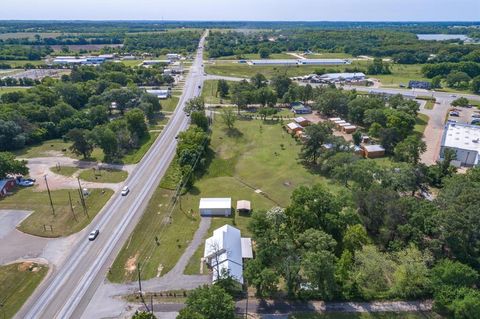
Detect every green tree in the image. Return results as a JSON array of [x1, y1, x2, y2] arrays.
[[301, 250, 337, 300], [314, 89, 349, 117], [0, 152, 28, 179], [471, 76, 480, 94], [343, 224, 370, 253], [431, 75, 442, 89], [352, 131, 362, 146], [220, 108, 237, 130], [250, 73, 268, 89], [67, 128, 93, 159], [125, 108, 148, 139], [270, 75, 292, 99], [431, 259, 479, 289], [177, 285, 235, 319], [394, 135, 427, 165], [244, 259, 279, 298], [451, 97, 470, 107], [446, 71, 471, 88], [300, 123, 333, 164], [258, 48, 270, 59], [190, 111, 209, 132], [131, 311, 157, 319], [184, 97, 205, 114], [217, 80, 230, 98], [89, 127, 119, 161]]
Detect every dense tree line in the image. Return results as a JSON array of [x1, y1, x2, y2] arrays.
[[0, 45, 52, 60], [123, 31, 202, 55], [0, 63, 165, 162], [206, 29, 478, 61]]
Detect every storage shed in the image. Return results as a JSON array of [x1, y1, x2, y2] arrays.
[[236, 200, 251, 214], [199, 198, 232, 217], [285, 122, 303, 134], [343, 125, 357, 134], [362, 145, 386, 159], [294, 117, 311, 127]]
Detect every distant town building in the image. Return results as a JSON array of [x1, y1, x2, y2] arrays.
[[291, 103, 312, 114], [440, 122, 480, 166], [166, 53, 182, 60], [142, 60, 171, 66], [298, 59, 350, 65], [408, 80, 431, 90], [52, 56, 106, 65], [248, 59, 298, 66]]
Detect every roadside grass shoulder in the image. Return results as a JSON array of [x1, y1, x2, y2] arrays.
[[122, 132, 160, 164], [0, 262, 48, 319], [201, 80, 232, 104], [162, 96, 180, 112], [0, 188, 113, 237], [415, 114, 430, 136], [375, 64, 428, 87], [78, 168, 128, 183]]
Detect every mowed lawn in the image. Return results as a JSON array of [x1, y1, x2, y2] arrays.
[[0, 262, 48, 319], [0, 188, 113, 237], [110, 117, 340, 283], [290, 312, 443, 319], [14, 139, 104, 160], [205, 60, 370, 79], [78, 168, 128, 183]]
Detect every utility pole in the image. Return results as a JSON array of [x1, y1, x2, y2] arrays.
[[137, 263, 149, 312], [77, 177, 89, 218], [44, 175, 55, 216], [68, 191, 78, 222]]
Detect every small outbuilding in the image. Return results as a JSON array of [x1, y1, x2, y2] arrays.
[[285, 122, 303, 134], [199, 198, 232, 217], [362, 144, 386, 159], [343, 125, 357, 134], [236, 200, 251, 214], [294, 117, 311, 127], [291, 104, 312, 114]]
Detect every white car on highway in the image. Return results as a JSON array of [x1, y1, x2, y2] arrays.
[[121, 186, 130, 196], [88, 229, 99, 241]]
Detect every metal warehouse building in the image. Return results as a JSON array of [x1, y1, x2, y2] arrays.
[[199, 198, 232, 216], [298, 59, 350, 65], [440, 122, 480, 167]]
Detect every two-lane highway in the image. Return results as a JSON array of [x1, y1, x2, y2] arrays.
[[17, 31, 208, 319]]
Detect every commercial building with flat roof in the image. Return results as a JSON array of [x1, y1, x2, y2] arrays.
[[249, 59, 298, 66], [440, 122, 480, 166], [298, 59, 350, 65]]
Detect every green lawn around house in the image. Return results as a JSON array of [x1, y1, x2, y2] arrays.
[[14, 139, 103, 161], [110, 117, 342, 283], [0, 188, 113, 237], [78, 168, 128, 183], [0, 262, 48, 319], [205, 60, 370, 79], [290, 312, 443, 319]]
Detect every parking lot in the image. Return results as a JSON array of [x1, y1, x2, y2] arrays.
[[447, 105, 479, 125]]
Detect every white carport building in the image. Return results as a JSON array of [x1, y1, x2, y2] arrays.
[[203, 225, 253, 284], [199, 198, 232, 216]]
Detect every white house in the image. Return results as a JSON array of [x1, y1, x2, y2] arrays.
[[199, 198, 232, 216], [203, 225, 253, 284], [440, 122, 480, 167]]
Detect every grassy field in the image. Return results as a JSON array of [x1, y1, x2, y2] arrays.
[[0, 87, 29, 95], [0, 262, 48, 319], [79, 168, 128, 183], [290, 312, 442, 319], [205, 60, 370, 79], [0, 188, 113, 237], [14, 139, 103, 160], [161, 96, 180, 112], [201, 80, 232, 104], [50, 165, 79, 177], [414, 114, 430, 136], [375, 64, 428, 87], [0, 60, 45, 67], [110, 117, 341, 282]]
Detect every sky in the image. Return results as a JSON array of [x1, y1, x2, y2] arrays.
[[0, 0, 479, 21]]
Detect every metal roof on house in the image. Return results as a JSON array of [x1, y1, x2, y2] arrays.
[[286, 122, 302, 130], [204, 224, 245, 283], [241, 238, 253, 259], [199, 198, 232, 210]]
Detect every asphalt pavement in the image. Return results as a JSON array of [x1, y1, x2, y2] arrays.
[[17, 30, 208, 319]]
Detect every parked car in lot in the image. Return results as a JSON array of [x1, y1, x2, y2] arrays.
[[88, 229, 99, 241], [121, 186, 130, 196], [471, 119, 480, 125], [449, 111, 460, 117], [16, 176, 35, 187]]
